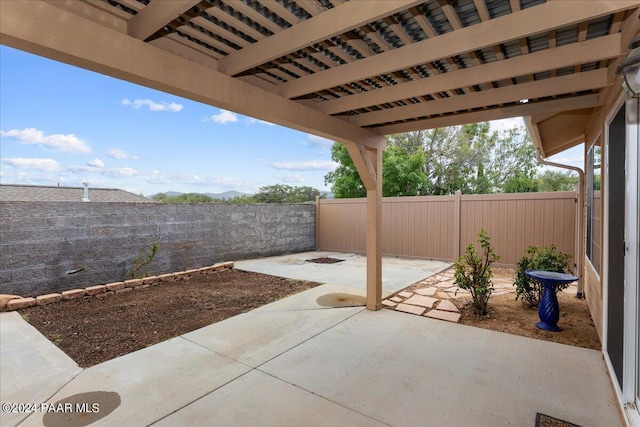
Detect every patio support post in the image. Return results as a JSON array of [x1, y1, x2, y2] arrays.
[[366, 147, 383, 310], [344, 142, 384, 310]]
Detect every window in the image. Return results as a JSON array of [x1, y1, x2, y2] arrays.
[[586, 140, 601, 274]]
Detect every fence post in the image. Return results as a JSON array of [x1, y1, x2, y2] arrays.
[[453, 190, 461, 260], [315, 196, 320, 251]]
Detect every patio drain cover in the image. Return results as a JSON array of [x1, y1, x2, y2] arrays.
[[316, 293, 366, 307], [306, 257, 344, 264], [535, 413, 581, 427], [42, 391, 121, 427]]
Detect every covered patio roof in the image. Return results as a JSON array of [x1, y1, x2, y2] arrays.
[[2, 0, 639, 308]]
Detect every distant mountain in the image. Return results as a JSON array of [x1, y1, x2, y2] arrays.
[[148, 191, 253, 200]]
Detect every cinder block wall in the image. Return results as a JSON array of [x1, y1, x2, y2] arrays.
[[0, 202, 315, 296]]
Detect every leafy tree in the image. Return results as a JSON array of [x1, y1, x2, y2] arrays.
[[152, 193, 216, 203], [504, 173, 540, 193], [537, 170, 580, 192], [324, 123, 540, 197], [253, 184, 322, 203], [324, 143, 367, 198]]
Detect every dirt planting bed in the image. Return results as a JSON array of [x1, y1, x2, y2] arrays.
[[18, 269, 320, 367]]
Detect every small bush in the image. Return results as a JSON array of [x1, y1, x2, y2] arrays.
[[513, 245, 572, 308], [454, 229, 500, 316]]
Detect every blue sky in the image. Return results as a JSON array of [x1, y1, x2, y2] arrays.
[[0, 46, 582, 196]]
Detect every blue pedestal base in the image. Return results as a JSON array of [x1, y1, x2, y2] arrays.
[[535, 321, 562, 332]]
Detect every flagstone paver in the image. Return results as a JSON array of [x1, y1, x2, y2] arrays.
[[415, 287, 437, 296], [404, 295, 438, 308], [382, 267, 516, 325], [425, 310, 461, 322], [435, 300, 459, 313], [395, 303, 426, 316]]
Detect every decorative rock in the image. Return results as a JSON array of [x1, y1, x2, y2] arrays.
[[390, 296, 403, 303], [436, 292, 451, 300], [415, 287, 437, 296], [198, 266, 215, 274], [86, 285, 106, 295], [36, 293, 63, 305], [173, 271, 189, 280], [124, 279, 144, 288], [106, 282, 125, 291], [7, 297, 36, 310], [222, 261, 234, 269], [0, 294, 22, 311], [395, 303, 426, 316], [382, 300, 397, 307], [404, 295, 438, 308], [135, 284, 150, 290], [186, 269, 199, 275], [62, 289, 86, 300], [436, 300, 459, 313], [115, 288, 132, 295], [425, 310, 461, 322], [398, 291, 413, 298], [157, 274, 174, 282]]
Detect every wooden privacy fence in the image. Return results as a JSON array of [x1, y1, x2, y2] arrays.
[[316, 191, 577, 267]]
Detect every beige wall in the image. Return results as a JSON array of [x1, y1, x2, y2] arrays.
[[318, 192, 577, 268]]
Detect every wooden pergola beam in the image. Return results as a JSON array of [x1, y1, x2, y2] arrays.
[[350, 69, 608, 127], [319, 34, 621, 114], [217, 0, 424, 76], [127, 0, 202, 41], [279, 1, 636, 99], [376, 94, 600, 135]]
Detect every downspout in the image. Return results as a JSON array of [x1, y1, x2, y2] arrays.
[[535, 149, 586, 298]]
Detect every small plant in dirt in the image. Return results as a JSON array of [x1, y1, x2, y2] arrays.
[[513, 244, 573, 308], [127, 242, 160, 279], [453, 229, 500, 316]]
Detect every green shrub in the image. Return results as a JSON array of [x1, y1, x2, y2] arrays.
[[513, 245, 572, 308], [454, 229, 500, 316]]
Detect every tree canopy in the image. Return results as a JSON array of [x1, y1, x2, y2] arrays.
[[151, 185, 323, 204], [325, 123, 542, 198]]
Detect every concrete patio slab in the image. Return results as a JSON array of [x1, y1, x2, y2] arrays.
[[259, 309, 621, 427], [19, 337, 250, 427], [154, 370, 387, 427], [0, 312, 82, 427], [235, 251, 451, 293], [183, 303, 363, 367]]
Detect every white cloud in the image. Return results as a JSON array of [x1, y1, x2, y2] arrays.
[[0, 128, 92, 153], [304, 134, 334, 148], [87, 158, 104, 168], [246, 117, 276, 126], [69, 165, 139, 177], [276, 173, 306, 183], [2, 157, 62, 172], [204, 109, 239, 124], [270, 160, 338, 171], [107, 148, 137, 159], [121, 98, 183, 112]]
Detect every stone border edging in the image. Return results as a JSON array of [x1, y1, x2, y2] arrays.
[[1, 262, 235, 312]]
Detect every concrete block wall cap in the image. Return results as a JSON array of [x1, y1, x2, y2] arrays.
[[0, 294, 22, 310], [85, 285, 107, 295], [198, 266, 215, 273], [124, 279, 144, 288], [158, 273, 174, 281], [186, 269, 199, 274], [105, 282, 125, 291], [36, 293, 63, 305], [62, 289, 86, 300], [7, 297, 36, 311], [142, 276, 159, 285], [222, 261, 234, 268]]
